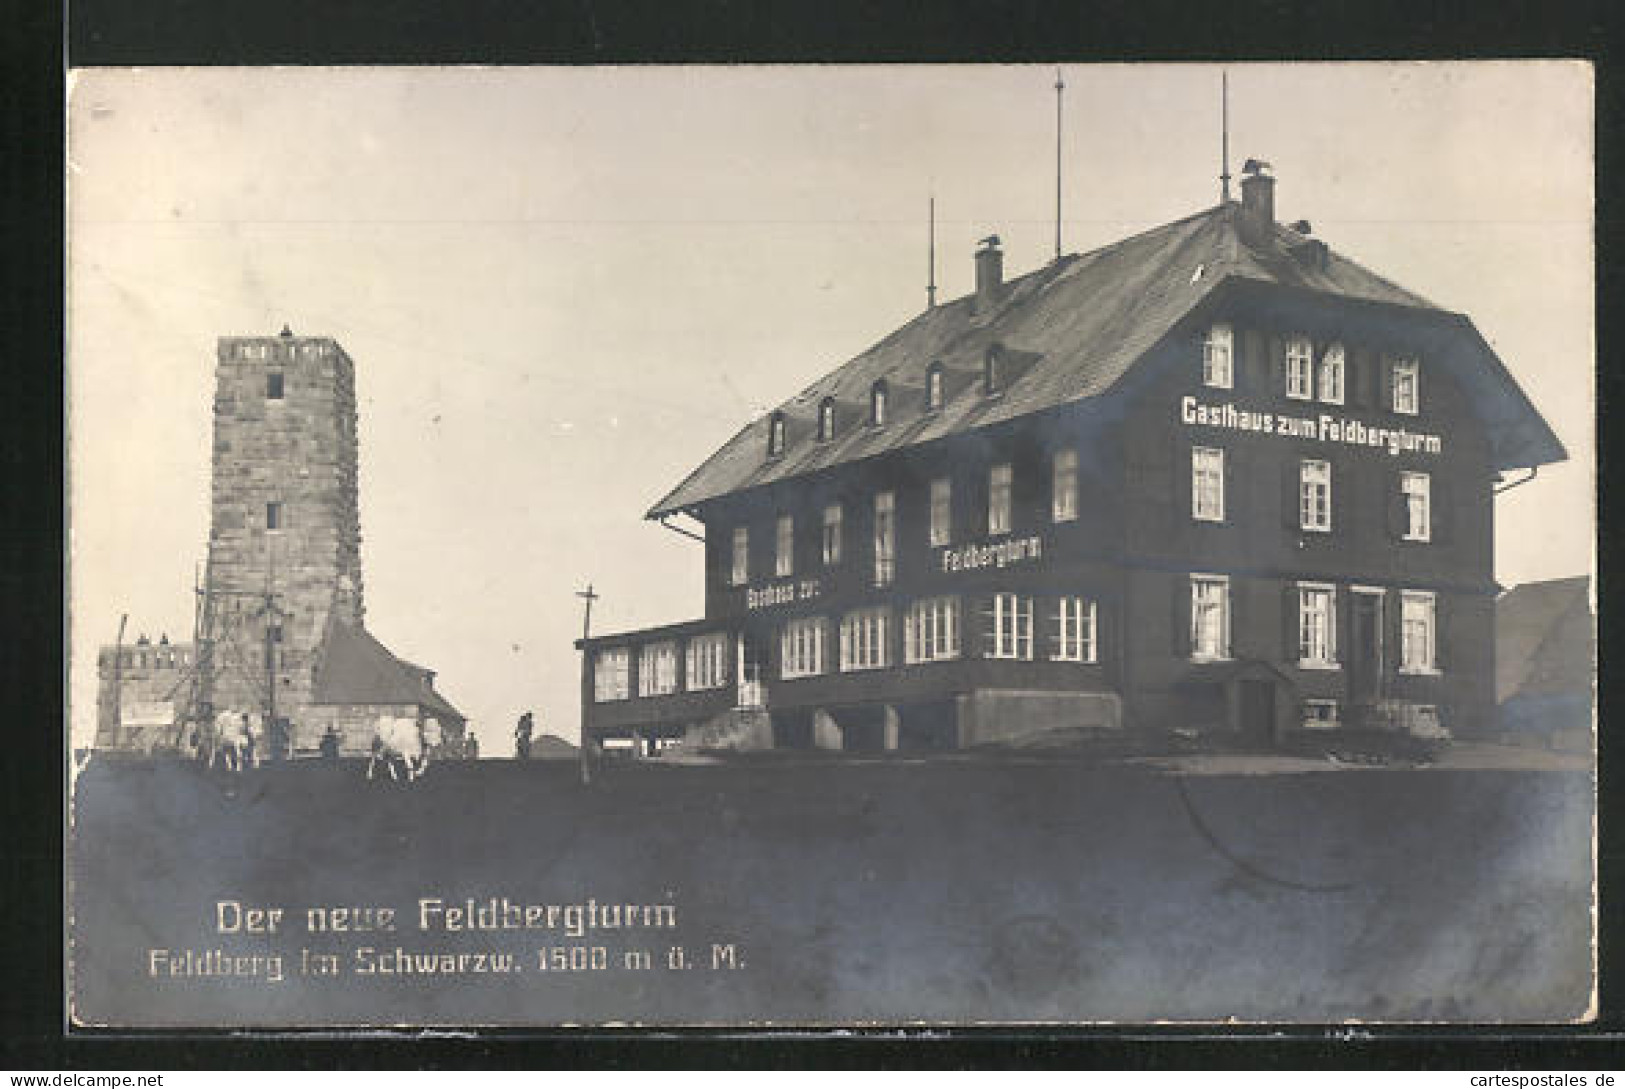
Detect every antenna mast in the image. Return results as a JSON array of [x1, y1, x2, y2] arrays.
[[1220, 70, 1232, 203], [927, 195, 937, 309], [1054, 67, 1065, 260]]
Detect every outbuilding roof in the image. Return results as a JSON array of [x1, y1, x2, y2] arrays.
[[311, 619, 466, 723], [648, 200, 1565, 518], [1496, 576, 1594, 703]]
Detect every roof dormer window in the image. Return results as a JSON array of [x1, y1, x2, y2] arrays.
[[870, 380, 888, 427], [767, 412, 786, 458], [983, 349, 1001, 397], [926, 362, 945, 412], [818, 396, 836, 441]]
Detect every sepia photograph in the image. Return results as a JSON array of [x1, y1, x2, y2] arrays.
[[65, 61, 1595, 1027]]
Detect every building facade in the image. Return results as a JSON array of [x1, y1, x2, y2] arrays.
[[578, 168, 1565, 755], [95, 329, 468, 757]]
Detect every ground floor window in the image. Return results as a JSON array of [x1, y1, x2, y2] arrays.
[[594, 648, 630, 702], [839, 607, 891, 671], [904, 596, 961, 663], [983, 592, 1034, 660], [1190, 575, 1230, 660], [1297, 583, 1338, 667], [1302, 699, 1340, 729], [1051, 596, 1098, 662], [638, 641, 678, 697], [780, 616, 829, 679], [1400, 590, 1437, 673], [686, 633, 729, 691]]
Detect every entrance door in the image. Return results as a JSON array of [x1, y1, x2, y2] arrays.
[[736, 633, 766, 710], [1238, 680, 1276, 745], [1350, 591, 1384, 705]]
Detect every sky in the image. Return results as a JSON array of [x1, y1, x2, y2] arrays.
[[66, 62, 1594, 757]]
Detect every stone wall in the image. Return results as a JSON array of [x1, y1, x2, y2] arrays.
[[93, 642, 196, 751]]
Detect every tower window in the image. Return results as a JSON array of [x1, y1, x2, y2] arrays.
[[267, 372, 285, 400], [266, 502, 283, 530]]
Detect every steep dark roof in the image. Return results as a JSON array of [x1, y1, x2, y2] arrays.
[[311, 620, 466, 722], [649, 201, 1564, 517], [1496, 576, 1593, 702]]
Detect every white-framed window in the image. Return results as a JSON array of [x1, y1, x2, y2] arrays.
[[904, 596, 961, 663], [730, 526, 749, 586], [871, 380, 888, 426], [989, 463, 1013, 535], [839, 607, 891, 672], [767, 413, 786, 458], [822, 503, 843, 565], [1319, 343, 1345, 405], [818, 396, 836, 440], [1402, 472, 1431, 542], [927, 363, 945, 411], [593, 648, 630, 702], [637, 641, 678, 697], [1392, 357, 1419, 415], [1302, 700, 1340, 729], [983, 592, 1034, 660], [1400, 590, 1437, 673], [1203, 323, 1234, 389], [1052, 596, 1098, 663], [1300, 459, 1332, 532], [1052, 449, 1078, 523], [1190, 575, 1230, 661], [1192, 446, 1225, 522], [685, 633, 729, 691], [780, 616, 828, 679], [775, 514, 794, 578], [873, 491, 896, 587], [929, 478, 952, 547], [1286, 335, 1314, 400], [1297, 583, 1338, 667]]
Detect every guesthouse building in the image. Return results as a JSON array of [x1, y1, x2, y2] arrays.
[[578, 166, 1565, 754]]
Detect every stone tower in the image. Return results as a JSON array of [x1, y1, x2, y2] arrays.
[[201, 329, 363, 723]]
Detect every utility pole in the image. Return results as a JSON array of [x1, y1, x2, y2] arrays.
[[109, 613, 128, 748], [576, 583, 600, 785], [1054, 67, 1065, 260]]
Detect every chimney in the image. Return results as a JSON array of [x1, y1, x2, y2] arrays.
[[974, 234, 1004, 312], [1239, 159, 1276, 246]]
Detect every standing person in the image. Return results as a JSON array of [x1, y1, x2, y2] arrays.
[[319, 725, 341, 760], [514, 711, 534, 761]]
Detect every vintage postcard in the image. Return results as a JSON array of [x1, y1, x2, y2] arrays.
[[66, 62, 1596, 1027]]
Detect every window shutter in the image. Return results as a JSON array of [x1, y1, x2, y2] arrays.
[[1436, 593, 1451, 673], [1384, 589, 1403, 678], [1230, 576, 1247, 660], [1331, 458, 1349, 536], [1242, 328, 1265, 393], [1386, 475, 1406, 540], [1335, 586, 1352, 666], [1283, 458, 1301, 532], [1350, 346, 1374, 408], [1268, 335, 1286, 394], [1379, 355, 1395, 411], [1222, 445, 1237, 524], [1431, 476, 1451, 545], [1174, 439, 1192, 524], [1282, 582, 1298, 663], [1173, 577, 1191, 658]]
